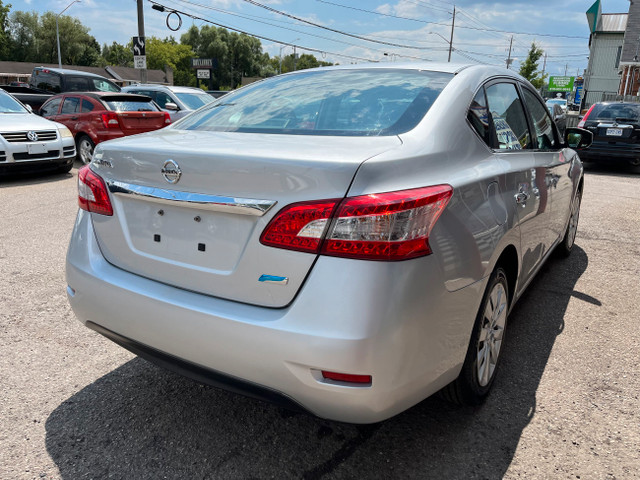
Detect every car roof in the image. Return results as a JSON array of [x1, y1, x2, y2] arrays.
[[33, 66, 112, 80], [123, 84, 206, 93]]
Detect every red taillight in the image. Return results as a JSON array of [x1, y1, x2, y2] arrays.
[[321, 371, 372, 384], [78, 165, 113, 216], [101, 112, 119, 129], [260, 185, 453, 261], [260, 200, 339, 253], [163, 112, 171, 125], [577, 104, 595, 128]]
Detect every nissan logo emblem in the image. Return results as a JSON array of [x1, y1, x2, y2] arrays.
[[27, 131, 38, 142], [161, 159, 182, 184]]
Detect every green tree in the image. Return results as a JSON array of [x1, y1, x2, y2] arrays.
[[519, 42, 547, 89], [102, 41, 133, 68], [0, 1, 11, 59], [8, 10, 39, 62], [146, 36, 195, 87]]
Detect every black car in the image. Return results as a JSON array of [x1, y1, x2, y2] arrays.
[[577, 102, 640, 166], [29, 67, 121, 94]]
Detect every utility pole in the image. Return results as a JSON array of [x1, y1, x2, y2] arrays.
[[448, 6, 455, 62], [506, 36, 513, 69], [541, 52, 547, 77], [136, 0, 147, 84], [564, 63, 568, 76], [293, 45, 297, 71]]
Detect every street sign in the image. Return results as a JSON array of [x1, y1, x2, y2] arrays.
[[197, 69, 210, 79], [191, 58, 217, 69], [549, 76, 575, 92], [574, 85, 584, 105], [134, 56, 147, 69], [132, 36, 146, 56]]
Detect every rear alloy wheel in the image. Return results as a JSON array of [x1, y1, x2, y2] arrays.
[[77, 136, 95, 165], [441, 267, 509, 405], [557, 190, 581, 258]]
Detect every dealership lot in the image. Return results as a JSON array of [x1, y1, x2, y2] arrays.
[[1, 162, 638, 479]]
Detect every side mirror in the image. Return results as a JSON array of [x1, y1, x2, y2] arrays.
[[164, 102, 179, 111], [564, 127, 593, 149]]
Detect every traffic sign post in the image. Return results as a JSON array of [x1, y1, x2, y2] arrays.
[[133, 36, 146, 71]]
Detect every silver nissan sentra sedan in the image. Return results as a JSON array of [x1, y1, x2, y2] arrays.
[[66, 63, 591, 423]]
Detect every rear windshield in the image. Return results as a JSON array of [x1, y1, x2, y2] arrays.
[[174, 92, 215, 110], [589, 103, 640, 122], [175, 69, 453, 136], [103, 97, 159, 112]]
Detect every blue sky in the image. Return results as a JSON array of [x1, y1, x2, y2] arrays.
[[5, 0, 633, 75]]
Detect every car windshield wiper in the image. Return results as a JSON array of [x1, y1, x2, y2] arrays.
[[614, 117, 638, 123]]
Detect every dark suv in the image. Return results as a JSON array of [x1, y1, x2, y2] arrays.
[[30, 67, 121, 94], [578, 101, 640, 166]]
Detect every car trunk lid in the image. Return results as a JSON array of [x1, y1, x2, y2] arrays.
[[89, 129, 402, 307]]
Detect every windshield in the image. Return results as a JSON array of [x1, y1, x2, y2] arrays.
[[589, 103, 640, 122], [175, 69, 453, 136], [174, 92, 215, 110], [0, 92, 28, 113]]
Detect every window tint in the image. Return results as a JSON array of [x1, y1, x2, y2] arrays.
[[468, 88, 490, 146], [61, 97, 81, 114], [154, 92, 173, 108], [32, 72, 61, 93], [174, 92, 214, 110], [485, 83, 531, 150], [522, 88, 557, 150], [81, 99, 94, 112], [66, 77, 90, 92], [40, 97, 62, 116], [589, 103, 640, 122], [177, 69, 453, 136]]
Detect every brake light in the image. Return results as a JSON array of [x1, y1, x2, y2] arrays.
[[260, 185, 453, 261], [163, 112, 171, 125], [101, 112, 119, 129], [78, 165, 113, 216], [577, 104, 595, 128]]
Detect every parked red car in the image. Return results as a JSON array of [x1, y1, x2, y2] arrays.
[[39, 92, 171, 164]]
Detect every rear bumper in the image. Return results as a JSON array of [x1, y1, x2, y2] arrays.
[[578, 140, 640, 161], [66, 209, 485, 423]]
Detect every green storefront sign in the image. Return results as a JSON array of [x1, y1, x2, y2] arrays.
[[549, 76, 575, 92]]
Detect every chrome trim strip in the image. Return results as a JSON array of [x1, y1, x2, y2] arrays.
[[107, 180, 276, 216], [258, 275, 289, 285]]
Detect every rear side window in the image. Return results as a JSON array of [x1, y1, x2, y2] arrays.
[[177, 69, 453, 136], [485, 83, 531, 150], [32, 71, 61, 93], [81, 99, 94, 112], [66, 77, 90, 92], [61, 97, 81, 114], [522, 88, 557, 150], [468, 88, 490, 146], [40, 97, 62, 116]]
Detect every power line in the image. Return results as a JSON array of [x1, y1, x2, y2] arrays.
[[315, 0, 451, 23], [147, 1, 378, 63], [240, 0, 435, 50]]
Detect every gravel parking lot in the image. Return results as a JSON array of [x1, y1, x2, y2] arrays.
[[1, 161, 639, 479]]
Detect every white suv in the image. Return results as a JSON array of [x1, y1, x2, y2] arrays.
[[121, 84, 215, 121]]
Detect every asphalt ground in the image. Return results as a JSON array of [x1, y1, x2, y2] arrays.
[[1, 160, 639, 479]]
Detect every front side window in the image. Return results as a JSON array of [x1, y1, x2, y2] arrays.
[[61, 97, 81, 114], [485, 82, 531, 150], [175, 69, 453, 136], [40, 97, 62, 117], [522, 88, 557, 150]]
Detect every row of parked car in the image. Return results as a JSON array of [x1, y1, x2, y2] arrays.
[[0, 67, 222, 173]]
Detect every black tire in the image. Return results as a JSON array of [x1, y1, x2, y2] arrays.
[[441, 267, 509, 405], [77, 135, 95, 165], [556, 189, 582, 258]]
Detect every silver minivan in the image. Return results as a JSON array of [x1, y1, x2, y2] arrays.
[[121, 84, 214, 121]]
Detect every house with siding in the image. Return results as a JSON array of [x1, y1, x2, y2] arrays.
[[618, 0, 640, 96], [582, 0, 627, 108]]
